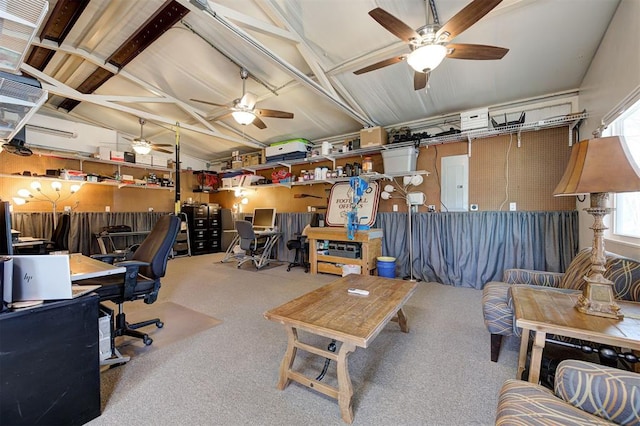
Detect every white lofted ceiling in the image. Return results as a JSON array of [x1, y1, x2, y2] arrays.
[[21, 0, 620, 161]]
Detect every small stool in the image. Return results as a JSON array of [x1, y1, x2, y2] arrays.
[[286, 236, 308, 272]]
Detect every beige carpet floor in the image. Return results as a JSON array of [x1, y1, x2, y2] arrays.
[[94, 253, 520, 425], [109, 301, 222, 359]]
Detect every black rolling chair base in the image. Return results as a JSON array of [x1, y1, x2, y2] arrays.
[[114, 310, 163, 346], [286, 239, 309, 273]]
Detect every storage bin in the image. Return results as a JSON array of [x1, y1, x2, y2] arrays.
[[381, 147, 418, 174], [342, 264, 361, 276], [377, 256, 396, 278]]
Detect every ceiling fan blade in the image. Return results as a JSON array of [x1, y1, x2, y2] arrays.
[[151, 143, 173, 147], [435, 0, 503, 43], [190, 98, 229, 108], [151, 146, 173, 154], [446, 43, 509, 60], [252, 116, 267, 129], [354, 55, 407, 75], [369, 8, 421, 43], [255, 108, 294, 119], [212, 112, 234, 122], [414, 71, 428, 91]]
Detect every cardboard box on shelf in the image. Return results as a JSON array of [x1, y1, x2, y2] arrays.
[[360, 126, 388, 147], [110, 151, 124, 161], [231, 160, 243, 169], [152, 155, 168, 168], [98, 147, 111, 160], [242, 153, 261, 167], [135, 154, 152, 165], [460, 107, 489, 130]]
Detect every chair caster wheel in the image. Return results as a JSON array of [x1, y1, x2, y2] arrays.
[[143, 336, 153, 346], [156, 321, 164, 329]]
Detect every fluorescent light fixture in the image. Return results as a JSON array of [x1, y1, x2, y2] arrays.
[[406, 44, 447, 73], [232, 110, 255, 125], [26, 124, 77, 138]]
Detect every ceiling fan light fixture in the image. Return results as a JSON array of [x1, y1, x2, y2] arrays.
[[407, 44, 447, 73], [132, 140, 152, 155], [232, 110, 256, 125]]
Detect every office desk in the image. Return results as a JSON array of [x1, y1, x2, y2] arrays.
[[12, 237, 48, 254], [0, 295, 101, 425], [222, 229, 281, 269], [69, 253, 126, 281], [95, 230, 150, 254]]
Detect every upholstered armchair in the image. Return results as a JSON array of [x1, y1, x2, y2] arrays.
[[482, 248, 640, 362], [496, 359, 640, 425]]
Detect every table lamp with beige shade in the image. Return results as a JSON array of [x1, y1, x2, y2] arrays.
[[554, 136, 640, 319]]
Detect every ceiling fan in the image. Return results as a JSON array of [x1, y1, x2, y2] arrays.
[[354, 0, 509, 90], [191, 68, 294, 129], [126, 118, 173, 155]]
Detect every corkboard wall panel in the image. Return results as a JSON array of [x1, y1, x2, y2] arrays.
[[468, 127, 575, 211], [209, 127, 576, 214]]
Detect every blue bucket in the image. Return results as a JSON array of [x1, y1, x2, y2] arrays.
[[377, 256, 396, 278]]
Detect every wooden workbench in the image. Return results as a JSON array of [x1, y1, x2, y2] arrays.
[[306, 227, 383, 275]]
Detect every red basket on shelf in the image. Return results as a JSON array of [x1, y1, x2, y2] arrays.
[[271, 169, 291, 184]]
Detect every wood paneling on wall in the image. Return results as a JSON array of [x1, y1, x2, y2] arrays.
[[0, 151, 203, 213]]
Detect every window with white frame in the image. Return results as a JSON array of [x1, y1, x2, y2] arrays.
[[605, 99, 640, 241]]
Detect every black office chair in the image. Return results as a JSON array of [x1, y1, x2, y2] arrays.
[[286, 213, 319, 273], [81, 214, 181, 346], [45, 214, 70, 252], [234, 220, 268, 269]]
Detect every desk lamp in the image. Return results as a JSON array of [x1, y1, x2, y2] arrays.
[[553, 136, 640, 319]]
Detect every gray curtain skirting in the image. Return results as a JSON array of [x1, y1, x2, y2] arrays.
[[12, 210, 578, 289], [12, 211, 168, 256]]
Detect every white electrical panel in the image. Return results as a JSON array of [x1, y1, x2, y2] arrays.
[[441, 155, 469, 212]]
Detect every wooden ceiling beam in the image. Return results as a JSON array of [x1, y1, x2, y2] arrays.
[[106, 0, 190, 69], [54, 0, 189, 113]]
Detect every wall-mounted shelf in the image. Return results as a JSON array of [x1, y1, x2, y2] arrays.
[[0, 173, 175, 191], [219, 111, 587, 174], [30, 150, 174, 174]]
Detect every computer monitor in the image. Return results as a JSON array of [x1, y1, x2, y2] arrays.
[[252, 208, 276, 230], [0, 201, 13, 256]]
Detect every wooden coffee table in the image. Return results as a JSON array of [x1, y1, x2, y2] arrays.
[[264, 274, 417, 423], [511, 286, 640, 384]]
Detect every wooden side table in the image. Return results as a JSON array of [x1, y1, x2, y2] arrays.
[[306, 227, 382, 276], [511, 286, 640, 384]]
